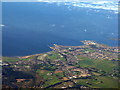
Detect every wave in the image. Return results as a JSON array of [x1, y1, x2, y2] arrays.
[[38, 0, 118, 14]]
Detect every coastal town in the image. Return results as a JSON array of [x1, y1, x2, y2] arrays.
[[50, 40, 119, 61], [2, 40, 119, 89]]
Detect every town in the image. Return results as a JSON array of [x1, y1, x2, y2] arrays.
[[2, 40, 119, 89]]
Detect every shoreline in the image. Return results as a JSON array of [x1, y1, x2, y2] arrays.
[[2, 40, 119, 58]]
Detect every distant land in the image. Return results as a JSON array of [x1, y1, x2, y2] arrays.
[[2, 40, 119, 89]]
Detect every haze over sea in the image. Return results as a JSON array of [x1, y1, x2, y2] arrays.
[[2, 1, 118, 56]]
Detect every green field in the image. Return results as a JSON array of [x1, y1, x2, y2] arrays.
[[75, 76, 118, 88], [2, 57, 20, 62], [47, 52, 65, 61], [3, 56, 35, 62], [77, 56, 118, 73], [36, 69, 62, 87]]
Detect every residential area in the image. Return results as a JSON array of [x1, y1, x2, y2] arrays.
[[2, 40, 119, 88]]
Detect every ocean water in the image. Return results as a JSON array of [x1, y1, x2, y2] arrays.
[[2, 2, 118, 56]]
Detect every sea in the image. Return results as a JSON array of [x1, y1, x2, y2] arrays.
[[2, 2, 118, 56]]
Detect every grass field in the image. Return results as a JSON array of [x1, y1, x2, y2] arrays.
[[77, 56, 118, 73], [75, 76, 118, 88], [47, 52, 65, 61], [2, 57, 20, 62], [36, 69, 62, 87], [3, 56, 35, 62]]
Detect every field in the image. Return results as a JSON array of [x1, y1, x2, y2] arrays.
[[75, 76, 118, 88], [77, 56, 118, 73]]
